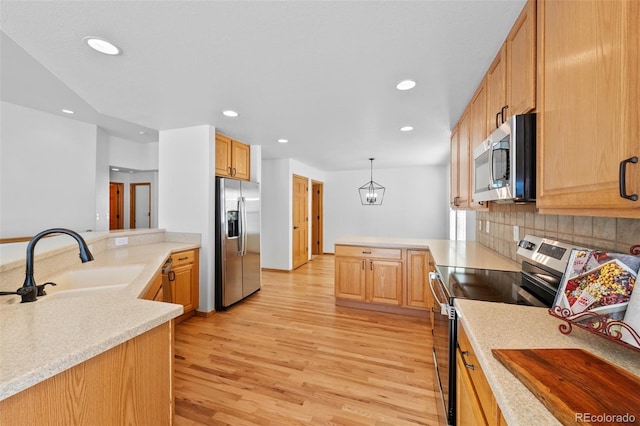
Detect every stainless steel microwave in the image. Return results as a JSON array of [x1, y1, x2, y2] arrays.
[[473, 113, 536, 203]]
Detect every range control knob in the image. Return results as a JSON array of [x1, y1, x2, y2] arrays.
[[518, 239, 535, 250]]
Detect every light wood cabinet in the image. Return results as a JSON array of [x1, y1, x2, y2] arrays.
[[486, 46, 507, 133], [450, 0, 535, 211], [406, 250, 434, 310], [170, 249, 200, 322], [536, 0, 640, 218], [215, 133, 250, 181], [457, 323, 503, 426], [334, 245, 402, 306], [450, 114, 471, 209], [468, 82, 490, 211], [0, 322, 174, 425], [335, 245, 432, 318], [141, 270, 164, 301], [506, 0, 536, 117]]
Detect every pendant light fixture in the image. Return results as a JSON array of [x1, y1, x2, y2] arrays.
[[358, 158, 385, 205]]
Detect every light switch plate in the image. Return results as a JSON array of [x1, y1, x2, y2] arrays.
[[115, 237, 128, 246]]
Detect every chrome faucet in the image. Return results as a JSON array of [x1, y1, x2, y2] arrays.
[[0, 228, 94, 303]]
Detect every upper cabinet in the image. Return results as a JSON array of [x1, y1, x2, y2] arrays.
[[506, 0, 536, 117], [486, 45, 507, 133], [450, 114, 470, 209], [450, 0, 535, 210], [215, 133, 251, 181], [536, 0, 639, 218], [486, 0, 536, 133]]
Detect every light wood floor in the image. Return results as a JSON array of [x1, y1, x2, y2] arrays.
[[174, 255, 440, 425]]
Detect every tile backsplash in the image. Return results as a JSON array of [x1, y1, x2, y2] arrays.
[[476, 204, 640, 261]]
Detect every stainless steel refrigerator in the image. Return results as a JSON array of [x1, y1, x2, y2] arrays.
[[215, 177, 261, 310]]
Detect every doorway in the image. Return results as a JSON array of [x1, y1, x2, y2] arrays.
[[292, 174, 309, 269], [109, 182, 124, 230], [311, 180, 324, 255], [130, 182, 151, 229]]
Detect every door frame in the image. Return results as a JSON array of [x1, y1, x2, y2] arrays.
[[130, 182, 151, 229], [109, 182, 124, 230], [311, 180, 324, 255]]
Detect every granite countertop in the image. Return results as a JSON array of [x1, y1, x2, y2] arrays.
[[335, 236, 521, 271], [0, 233, 200, 401], [455, 299, 640, 426]]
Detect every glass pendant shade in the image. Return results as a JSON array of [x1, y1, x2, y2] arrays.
[[358, 158, 385, 205]]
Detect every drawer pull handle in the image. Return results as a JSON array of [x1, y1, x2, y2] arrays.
[[619, 156, 638, 201], [461, 350, 475, 370], [361, 260, 365, 270], [362, 251, 372, 254], [178, 256, 189, 261]]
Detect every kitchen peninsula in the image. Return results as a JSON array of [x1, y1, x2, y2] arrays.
[[0, 229, 200, 425]]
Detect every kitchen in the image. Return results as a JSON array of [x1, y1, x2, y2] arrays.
[[1, 0, 640, 425]]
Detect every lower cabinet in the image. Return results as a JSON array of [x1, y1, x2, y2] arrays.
[[334, 245, 433, 318], [0, 322, 174, 425], [457, 323, 506, 426], [170, 249, 200, 323]]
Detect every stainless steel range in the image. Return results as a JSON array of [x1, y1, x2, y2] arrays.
[[430, 235, 580, 426]]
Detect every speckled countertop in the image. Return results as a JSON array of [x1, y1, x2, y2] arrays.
[[455, 299, 640, 426], [0, 231, 200, 401], [334, 236, 521, 271]]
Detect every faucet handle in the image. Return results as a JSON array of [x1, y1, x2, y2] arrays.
[[36, 282, 57, 296]]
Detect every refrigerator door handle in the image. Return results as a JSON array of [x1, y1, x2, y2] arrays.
[[238, 196, 248, 256], [237, 198, 244, 255], [241, 197, 248, 256]]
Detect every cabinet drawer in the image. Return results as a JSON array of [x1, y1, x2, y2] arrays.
[[335, 245, 402, 260], [171, 250, 195, 267]]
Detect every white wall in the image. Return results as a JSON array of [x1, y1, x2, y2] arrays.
[[109, 170, 159, 229], [0, 102, 98, 238], [159, 125, 216, 312], [109, 135, 158, 171], [261, 158, 327, 270], [95, 128, 110, 231], [324, 165, 449, 251]]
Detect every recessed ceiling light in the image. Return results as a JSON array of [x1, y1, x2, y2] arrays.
[[400, 126, 414, 132], [111, 168, 120, 171], [277, 139, 288, 143], [396, 80, 417, 91], [139, 131, 147, 135], [62, 109, 74, 114], [222, 110, 239, 117], [83, 36, 121, 55]]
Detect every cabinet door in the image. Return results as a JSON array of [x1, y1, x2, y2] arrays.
[[537, 0, 640, 217], [368, 260, 403, 305], [406, 250, 431, 309], [141, 272, 163, 301], [506, 0, 536, 116], [450, 125, 462, 208], [215, 134, 232, 177], [486, 45, 507, 133], [335, 256, 366, 301], [456, 352, 489, 426], [172, 264, 195, 313], [231, 140, 250, 180], [469, 83, 489, 211], [457, 113, 471, 209]]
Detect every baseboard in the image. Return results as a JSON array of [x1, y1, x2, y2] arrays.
[[335, 298, 430, 318]]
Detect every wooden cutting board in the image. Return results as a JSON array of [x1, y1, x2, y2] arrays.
[[492, 348, 640, 425]]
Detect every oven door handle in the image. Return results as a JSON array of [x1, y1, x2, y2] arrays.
[[429, 272, 450, 316], [521, 270, 559, 294]]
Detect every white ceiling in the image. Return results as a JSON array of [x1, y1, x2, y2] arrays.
[[0, 0, 526, 171]]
